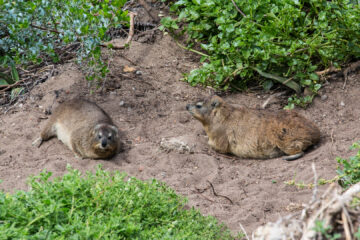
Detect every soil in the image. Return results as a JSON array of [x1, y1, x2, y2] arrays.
[[1, 8, 360, 236]]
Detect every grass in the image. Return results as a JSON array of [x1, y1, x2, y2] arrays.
[[0, 166, 237, 239]]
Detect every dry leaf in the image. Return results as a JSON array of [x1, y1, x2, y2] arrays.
[[123, 65, 136, 73]]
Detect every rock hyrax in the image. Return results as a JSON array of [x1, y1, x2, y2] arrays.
[[33, 99, 120, 159], [186, 95, 320, 160]]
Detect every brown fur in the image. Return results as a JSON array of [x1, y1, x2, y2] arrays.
[[186, 96, 320, 160], [32, 99, 120, 159]]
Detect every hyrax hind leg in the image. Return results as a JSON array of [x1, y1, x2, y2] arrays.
[[32, 122, 56, 147]]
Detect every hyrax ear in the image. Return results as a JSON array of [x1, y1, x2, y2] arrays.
[[94, 124, 104, 131], [110, 125, 119, 136]]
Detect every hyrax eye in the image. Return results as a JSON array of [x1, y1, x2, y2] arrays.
[[97, 135, 102, 139]]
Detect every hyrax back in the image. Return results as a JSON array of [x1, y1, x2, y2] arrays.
[[186, 96, 320, 160], [33, 99, 120, 159]]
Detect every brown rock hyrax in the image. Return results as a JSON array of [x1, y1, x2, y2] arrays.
[[186, 95, 320, 160], [32, 99, 120, 159]]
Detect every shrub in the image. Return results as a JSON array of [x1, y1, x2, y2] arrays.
[[161, 0, 360, 103], [0, 0, 129, 85], [337, 141, 360, 189], [0, 166, 236, 239]]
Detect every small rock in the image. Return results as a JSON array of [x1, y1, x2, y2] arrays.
[[135, 70, 142, 75], [321, 94, 328, 101], [178, 114, 190, 124], [119, 101, 125, 106], [160, 137, 194, 154], [340, 101, 345, 107]]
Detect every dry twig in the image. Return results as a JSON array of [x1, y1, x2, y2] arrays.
[[101, 12, 137, 49], [261, 91, 286, 109], [230, 0, 247, 18], [207, 180, 234, 204], [343, 60, 360, 89]]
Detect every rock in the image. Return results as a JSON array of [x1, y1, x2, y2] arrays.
[[340, 101, 345, 107], [160, 137, 195, 154], [135, 70, 143, 75], [119, 101, 125, 106], [178, 113, 190, 124], [321, 94, 328, 101]]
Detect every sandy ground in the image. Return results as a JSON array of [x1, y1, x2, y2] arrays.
[[1, 11, 360, 235]]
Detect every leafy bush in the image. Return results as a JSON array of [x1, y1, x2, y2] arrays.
[[0, 166, 235, 239], [0, 0, 129, 84], [161, 0, 360, 97], [337, 141, 360, 189]]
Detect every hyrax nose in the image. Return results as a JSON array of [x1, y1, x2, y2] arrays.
[[101, 139, 107, 148], [186, 104, 190, 110]]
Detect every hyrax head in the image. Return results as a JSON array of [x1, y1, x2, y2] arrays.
[[186, 95, 224, 124], [91, 123, 119, 155]]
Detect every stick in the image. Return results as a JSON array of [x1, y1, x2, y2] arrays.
[[175, 39, 210, 57], [261, 91, 286, 109], [230, 0, 247, 18], [311, 163, 318, 204], [341, 211, 352, 240], [30, 24, 61, 34], [239, 223, 250, 240], [207, 180, 234, 204], [343, 60, 360, 89], [101, 12, 137, 49]]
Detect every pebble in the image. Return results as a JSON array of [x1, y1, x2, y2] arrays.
[[135, 70, 142, 75], [340, 101, 345, 107], [321, 95, 328, 101], [119, 101, 125, 106]]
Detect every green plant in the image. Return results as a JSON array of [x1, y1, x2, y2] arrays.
[[337, 141, 360, 189], [312, 220, 341, 239], [161, 0, 360, 106], [355, 227, 360, 239], [0, 0, 129, 85], [0, 166, 236, 239]]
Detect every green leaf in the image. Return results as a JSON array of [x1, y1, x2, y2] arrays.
[[262, 80, 273, 91], [9, 61, 19, 83], [0, 79, 9, 86]]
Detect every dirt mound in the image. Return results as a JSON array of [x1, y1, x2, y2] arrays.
[[1, 21, 360, 235]]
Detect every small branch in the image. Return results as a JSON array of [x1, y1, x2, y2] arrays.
[[207, 180, 234, 204], [230, 0, 247, 18], [261, 91, 286, 109], [175, 40, 210, 57], [343, 60, 360, 89], [315, 66, 340, 76], [138, 0, 160, 22], [0, 79, 26, 92], [101, 12, 137, 49], [341, 210, 352, 240], [311, 163, 318, 204], [30, 23, 61, 34], [239, 223, 250, 240]]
